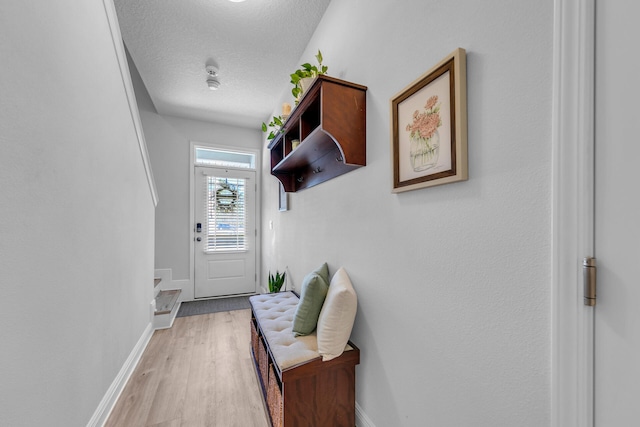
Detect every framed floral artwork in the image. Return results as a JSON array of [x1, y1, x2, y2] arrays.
[[391, 48, 468, 192]]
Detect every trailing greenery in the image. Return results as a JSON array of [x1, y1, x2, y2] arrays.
[[261, 115, 284, 141], [261, 50, 328, 140], [268, 270, 286, 293], [290, 50, 328, 101]]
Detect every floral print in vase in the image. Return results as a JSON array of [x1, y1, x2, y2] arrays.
[[406, 95, 442, 171]]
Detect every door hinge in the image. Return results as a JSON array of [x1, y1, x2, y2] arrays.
[[583, 257, 597, 306]]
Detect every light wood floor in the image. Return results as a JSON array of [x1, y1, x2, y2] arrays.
[[105, 309, 270, 427]]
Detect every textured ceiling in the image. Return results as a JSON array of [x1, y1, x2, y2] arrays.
[[114, 0, 332, 129]]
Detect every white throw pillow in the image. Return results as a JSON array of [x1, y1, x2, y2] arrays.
[[316, 267, 357, 361]]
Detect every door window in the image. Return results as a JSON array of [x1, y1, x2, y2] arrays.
[[203, 176, 247, 252], [195, 147, 255, 169]]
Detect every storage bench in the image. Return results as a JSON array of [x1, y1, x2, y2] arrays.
[[249, 291, 360, 427]]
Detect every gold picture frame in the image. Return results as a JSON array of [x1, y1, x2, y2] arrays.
[[391, 48, 467, 192]]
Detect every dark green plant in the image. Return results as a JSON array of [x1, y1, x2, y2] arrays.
[[290, 50, 328, 101], [268, 270, 286, 293], [261, 115, 284, 141]]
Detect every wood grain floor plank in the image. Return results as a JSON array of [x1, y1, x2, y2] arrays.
[[106, 309, 270, 427], [105, 328, 167, 427], [227, 310, 271, 427], [145, 316, 195, 425], [147, 418, 182, 427], [181, 313, 219, 425]]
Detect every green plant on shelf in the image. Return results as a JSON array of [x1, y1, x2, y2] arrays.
[[261, 115, 284, 141], [290, 50, 328, 102]]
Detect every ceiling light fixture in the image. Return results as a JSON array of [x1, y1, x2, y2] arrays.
[[207, 77, 221, 90], [205, 64, 220, 90]]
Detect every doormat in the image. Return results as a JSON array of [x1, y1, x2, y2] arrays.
[[176, 295, 251, 318]]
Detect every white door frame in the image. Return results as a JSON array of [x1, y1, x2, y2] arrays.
[[194, 166, 257, 298], [551, 0, 595, 426], [188, 141, 261, 301]]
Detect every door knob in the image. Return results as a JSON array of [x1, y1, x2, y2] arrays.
[[196, 237, 202, 242]]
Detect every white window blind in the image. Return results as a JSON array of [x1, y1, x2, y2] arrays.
[[204, 176, 247, 251]]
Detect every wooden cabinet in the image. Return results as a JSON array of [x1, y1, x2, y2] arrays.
[[268, 75, 367, 192]]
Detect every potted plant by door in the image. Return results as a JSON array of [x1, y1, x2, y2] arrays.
[[268, 270, 286, 293]]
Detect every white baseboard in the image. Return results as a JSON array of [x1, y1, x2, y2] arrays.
[[87, 322, 154, 427], [356, 402, 375, 427]]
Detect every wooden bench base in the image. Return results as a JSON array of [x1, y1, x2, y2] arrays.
[[250, 306, 359, 427]]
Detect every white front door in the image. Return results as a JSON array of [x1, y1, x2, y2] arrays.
[[194, 166, 256, 298], [594, 1, 640, 424]]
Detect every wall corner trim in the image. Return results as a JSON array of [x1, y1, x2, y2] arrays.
[[87, 322, 154, 427], [102, 0, 159, 207], [551, 0, 595, 426]]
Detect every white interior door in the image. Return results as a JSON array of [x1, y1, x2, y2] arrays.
[[594, 1, 640, 424], [194, 166, 256, 298]]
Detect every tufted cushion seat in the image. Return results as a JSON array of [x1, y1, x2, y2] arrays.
[[249, 291, 352, 370]]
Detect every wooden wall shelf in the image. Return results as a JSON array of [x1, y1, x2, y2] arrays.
[[268, 75, 367, 192]]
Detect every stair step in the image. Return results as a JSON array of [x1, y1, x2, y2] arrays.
[[155, 289, 181, 315]]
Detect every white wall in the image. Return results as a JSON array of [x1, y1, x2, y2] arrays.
[[130, 62, 262, 287], [0, 2, 155, 426], [261, 1, 553, 425]]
